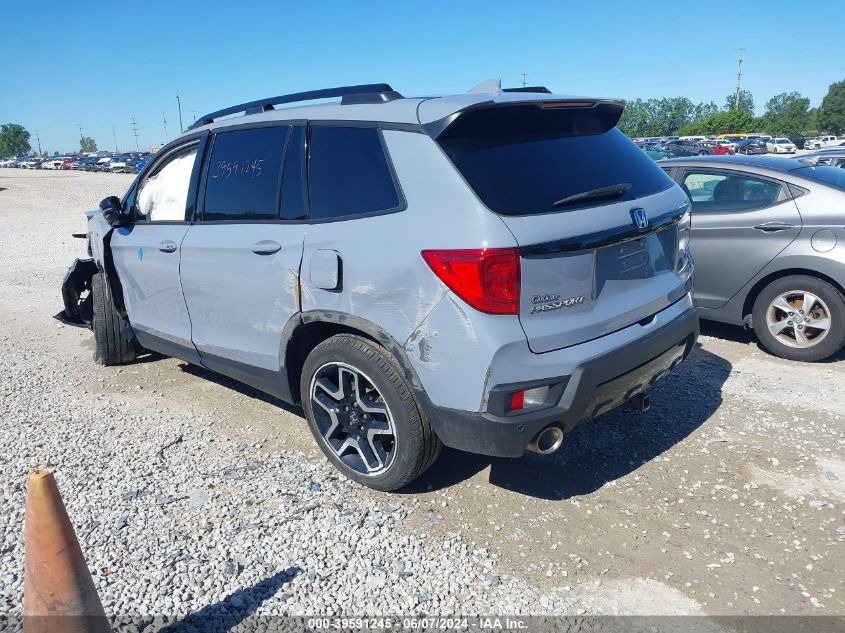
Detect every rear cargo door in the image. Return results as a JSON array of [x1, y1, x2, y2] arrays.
[[436, 102, 690, 353]]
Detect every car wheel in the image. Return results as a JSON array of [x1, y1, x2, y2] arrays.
[[697, 150, 708, 156], [300, 334, 442, 491], [92, 272, 138, 365], [752, 275, 845, 361]]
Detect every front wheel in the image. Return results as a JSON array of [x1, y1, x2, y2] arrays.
[[300, 334, 442, 491], [92, 272, 137, 365], [753, 275, 845, 361]]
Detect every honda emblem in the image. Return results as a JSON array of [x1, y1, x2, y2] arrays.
[[630, 208, 649, 232]]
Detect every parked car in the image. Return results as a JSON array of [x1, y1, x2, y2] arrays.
[[0, 157, 17, 167], [663, 140, 714, 157], [108, 156, 129, 172], [58, 82, 698, 490], [42, 158, 66, 170], [736, 138, 768, 154], [19, 158, 42, 169], [639, 144, 671, 160], [662, 155, 845, 361], [81, 157, 102, 171], [787, 135, 806, 150], [766, 138, 797, 154], [805, 135, 843, 150], [135, 157, 150, 173], [703, 141, 735, 156]]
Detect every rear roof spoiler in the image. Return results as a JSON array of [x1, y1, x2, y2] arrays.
[[424, 98, 626, 140]]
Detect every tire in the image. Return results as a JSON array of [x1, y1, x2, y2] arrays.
[[752, 275, 845, 362], [92, 272, 137, 365], [300, 334, 442, 491]]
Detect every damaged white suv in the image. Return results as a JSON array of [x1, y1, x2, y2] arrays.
[[60, 82, 698, 491]]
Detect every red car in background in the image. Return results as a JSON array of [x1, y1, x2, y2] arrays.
[[706, 141, 736, 156]]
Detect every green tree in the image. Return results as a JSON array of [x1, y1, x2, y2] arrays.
[[80, 136, 97, 153], [761, 92, 810, 135], [817, 79, 845, 134], [724, 90, 754, 113], [0, 123, 32, 156], [679, 109, 754, 135]]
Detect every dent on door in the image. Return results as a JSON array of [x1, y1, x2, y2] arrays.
[[310, 249, 342, 291]]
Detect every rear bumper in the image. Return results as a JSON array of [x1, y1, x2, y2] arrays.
[[425, 304, 699, 457]]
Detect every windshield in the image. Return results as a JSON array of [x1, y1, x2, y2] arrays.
[[794, 165, 845, 191], [437, 105, 674, 216]]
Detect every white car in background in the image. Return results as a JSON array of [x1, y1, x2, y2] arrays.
[[41, 158, 65, 170], [766, 138, 797, 154], [805, 135, 844, 150]]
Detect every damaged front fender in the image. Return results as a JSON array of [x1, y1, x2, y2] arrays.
[[55, 258, 98, 328]]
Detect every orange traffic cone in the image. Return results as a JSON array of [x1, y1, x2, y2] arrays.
[[23, 469, 110, 633]]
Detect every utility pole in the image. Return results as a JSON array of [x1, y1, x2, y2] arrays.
[[35, 130, 42, 156], [131, 117, 140, 151], [521, 72, 528, 88], [734, 48, 745, 110], [77, 124, 83, 144], [176, 91, 184, 133], [112, 126, 118, 153], [191, 110, 197, 123], [162, 111, 168, 139]]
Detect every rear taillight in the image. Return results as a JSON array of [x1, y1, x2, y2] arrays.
[[421, 248, 520, 315]]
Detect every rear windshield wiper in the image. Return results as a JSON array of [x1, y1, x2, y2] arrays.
[[553, 182, 631, 208]]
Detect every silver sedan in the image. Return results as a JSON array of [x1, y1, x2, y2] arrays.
[[661, 155, 845, 361]]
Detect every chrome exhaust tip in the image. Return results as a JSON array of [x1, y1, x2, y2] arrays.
[[626, 392, 651, 413], [528, 425, 565, 455]]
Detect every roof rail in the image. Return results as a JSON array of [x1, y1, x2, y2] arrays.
[[188, 83, 403, 130], [503, 86, 552, 94]]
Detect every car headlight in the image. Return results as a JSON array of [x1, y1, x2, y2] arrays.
[[676, 205, 692, 274]]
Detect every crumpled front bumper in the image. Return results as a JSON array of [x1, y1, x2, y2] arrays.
[[55, 258, 98, 328]]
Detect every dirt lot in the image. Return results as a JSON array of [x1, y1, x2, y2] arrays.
[[0, 168, 843, 620]]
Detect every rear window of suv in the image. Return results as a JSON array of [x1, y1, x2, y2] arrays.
[[437, 104, 676, 216]]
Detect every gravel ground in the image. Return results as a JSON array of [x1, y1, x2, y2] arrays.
[[0, 169, 843, 626]]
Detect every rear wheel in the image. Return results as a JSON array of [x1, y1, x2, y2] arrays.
[[300, 334, 441, 491], [92, 272, 137, 365], [753, 275, 845, 361]]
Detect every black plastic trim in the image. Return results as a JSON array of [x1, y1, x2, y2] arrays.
[[134, 330, 202, 365], [519, 204, 689, 258], [425, 306, 699, 457], [189, 84, 401, 130]]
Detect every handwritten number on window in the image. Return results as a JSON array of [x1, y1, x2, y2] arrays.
[[210, 159, 264, 180]]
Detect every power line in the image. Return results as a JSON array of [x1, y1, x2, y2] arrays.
[[130, 117, 140, 151], [734, 48, 745, 110]]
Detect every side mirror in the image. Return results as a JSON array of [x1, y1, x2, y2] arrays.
[[99, 196, 125, 228]]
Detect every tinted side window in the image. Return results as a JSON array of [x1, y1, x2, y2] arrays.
[[280, 126, 307, 221], [136, 145, 197, 222], [682, 171, 782, 212], [203, 127, 288, 221], [308, 126, 400, 220]]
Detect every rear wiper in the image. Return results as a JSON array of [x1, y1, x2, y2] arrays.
[[553, 182, 632, 208]]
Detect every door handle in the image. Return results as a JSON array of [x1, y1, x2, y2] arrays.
[[251, 240, 282, 255], [753, 222, 795, 233], [158, 240, 178, 253]]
